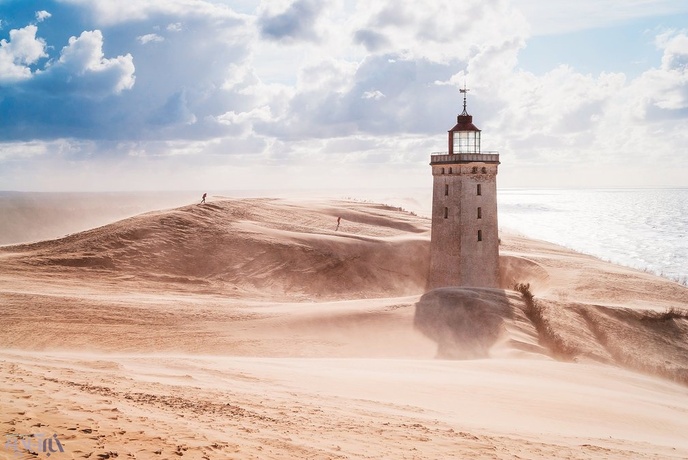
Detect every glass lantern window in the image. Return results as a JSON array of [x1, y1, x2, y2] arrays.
[[453, 131, 480, 154]]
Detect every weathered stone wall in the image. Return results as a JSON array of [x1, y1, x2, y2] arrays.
[[428, 162, 499, 289]]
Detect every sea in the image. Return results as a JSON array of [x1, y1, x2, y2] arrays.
[[497, 188, 688, 284]]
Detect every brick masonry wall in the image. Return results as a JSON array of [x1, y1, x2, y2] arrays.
[[428, 163, 499, 289]]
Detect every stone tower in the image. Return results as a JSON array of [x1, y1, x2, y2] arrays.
[[427, 87, 500, 289]]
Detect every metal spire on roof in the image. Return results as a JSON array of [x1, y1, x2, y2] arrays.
[[459, 82, 470, 116]]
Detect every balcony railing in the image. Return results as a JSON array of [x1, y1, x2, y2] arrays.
[[430, 152, 500, 164]]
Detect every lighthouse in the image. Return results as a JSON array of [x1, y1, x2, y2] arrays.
[[427, 87, 500, 289]]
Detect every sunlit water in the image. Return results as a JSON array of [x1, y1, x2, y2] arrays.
[[497, 188, 688, 283]]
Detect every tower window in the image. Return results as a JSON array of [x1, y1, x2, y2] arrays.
[[477, 207, 482, 219], [482, 167, 487, 173], [472, 166, 478, 173], [444, 184, 449, 196], [441, 167, 445, 175], [449, 167, 453, 174], [478, 230, 482, 241], [477, 184, 481, 196], [444, 207, 448, 219]]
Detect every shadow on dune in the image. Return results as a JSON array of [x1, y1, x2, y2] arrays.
[[414, 288, 512, 359], [525, 298, 688, 386], [415, 284, 688, 388]]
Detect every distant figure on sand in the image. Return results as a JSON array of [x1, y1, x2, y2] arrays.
[[336, 216, 341, 231], [200, 193, 207, 204]]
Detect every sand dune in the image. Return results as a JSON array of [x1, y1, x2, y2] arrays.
[[2, 198, 429, 299], [1, 197, 688, 459]]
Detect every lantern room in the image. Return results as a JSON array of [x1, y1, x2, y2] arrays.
[[448, 87, 481, 155]]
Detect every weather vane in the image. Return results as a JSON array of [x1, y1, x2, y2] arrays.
[[459, 81, 469, 115]]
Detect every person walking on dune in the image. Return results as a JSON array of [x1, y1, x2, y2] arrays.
[[200, 192, 207, 204], [336, 216, 341, 231]]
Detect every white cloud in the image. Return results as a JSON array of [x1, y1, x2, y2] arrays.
[[0, 21, 134, 93], [137, 33, 164, 44], [55, 30, 135, 93], [0, 25, 47, 82], [621, 32, 688, 116], [214, 106, 273, 138], [36, 10, 52, 22], [657, 31, 688, 71], [167, 22, 183, 32]]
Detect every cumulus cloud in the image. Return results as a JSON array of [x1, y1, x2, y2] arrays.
[[623, 32, 688, 117], [0, 25, 135, 96], [0, 0, 257, 144], [51, 30, 135, 94], [657, 31, 688, 71], [0, 18, 138, 142], [214, 106, 273, 138], [0, 25, 47, 82]]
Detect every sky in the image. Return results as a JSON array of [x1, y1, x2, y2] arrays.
[[1, 0, 687, 192]]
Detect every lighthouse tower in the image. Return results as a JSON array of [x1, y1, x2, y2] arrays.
[[427, 87, 500, 289]]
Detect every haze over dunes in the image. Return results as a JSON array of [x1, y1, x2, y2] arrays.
[[2, 197, 688, 459]]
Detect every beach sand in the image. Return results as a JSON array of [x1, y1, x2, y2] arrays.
[[1, 197, 687, 459]]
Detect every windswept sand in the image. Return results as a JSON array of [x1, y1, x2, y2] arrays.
[[1, 197, 687, 459]]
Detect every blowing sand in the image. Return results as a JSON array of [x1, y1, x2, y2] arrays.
[[1, 197, 687, 459]]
